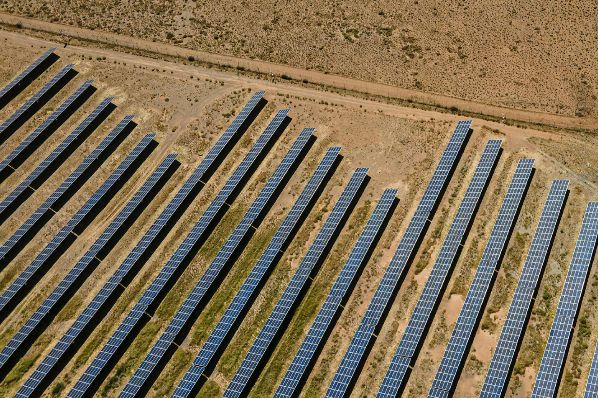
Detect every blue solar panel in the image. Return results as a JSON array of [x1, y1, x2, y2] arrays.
[[481, 180, 569, 398], [0, 64, 75, 144], [0, 112, 129, 264], [276, 188, 397, 398], [0, 133, 155, 316], [0, 97, 115, 221], [15, 92, 265, 398], [531, 201, 598, 398], [172, 147, 340, 398], [120, 128, 312, 398], [376, 139, 502, 398], [0, 48, 57, 109], [67, 109, 287, 398], [0, 80, 93, 179], [585, 341, 598, 398], [0, 154, 176, 374], [325, 121, 471, 398], [224, 168, 368, 398], [428, 159, 534, 396]]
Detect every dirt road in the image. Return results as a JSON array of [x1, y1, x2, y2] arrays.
[[0, 12, 596, 133]]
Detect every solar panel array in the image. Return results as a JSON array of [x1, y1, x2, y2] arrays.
[[376, 139, 502, 398], [15, 92, 263, 398], [172, 147, 340, 398], [325, 121, 471, 398], [0, 154, 176, 373], [531, 201, 598, 398], [0, 80, 93, 180], [481, 179, 569, 398], [428, 159, 534, 397], [585, 341, 598, 398], [0, 98, 115, 222], [0, 133, 155, 316], [224, 167, 368, 398], [67, 109, 288, 398], [0, 64, 75, 144], [0, 48, 57, 109], [276, 188, 397, 398], [0, 113, 129, 264], [120, 128, 312, 398]]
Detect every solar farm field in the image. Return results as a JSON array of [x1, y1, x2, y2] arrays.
[[0, 25, 597, 398]]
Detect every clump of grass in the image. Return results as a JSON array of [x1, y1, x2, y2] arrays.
[[430, 311, 448, 348], [51, 381, 66, 397], [198, 379, 221, 397]]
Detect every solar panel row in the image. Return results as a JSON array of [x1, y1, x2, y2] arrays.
[[120, 128, 312, 398], [0, 133, 156, 317], [0, 97, 116, 222], [0, 64, 75, 145], [15, 92, 264, 398], [224, 167, 369, 398], [276, 188, 398, 398], [428, 158, 534, 397], [0, 80, 94, 181], [531, 201, 598, 398], [0, 113, 130, 265], [325, 121, 471, 398], [0, 48, 57, 109], [0, 154, 177, 374], [377, 139, 502, 398], [585, 341, 598, 398], [67, 109, 288, 398], [172, 147, 340, 398], [481, 180, 569, 398]]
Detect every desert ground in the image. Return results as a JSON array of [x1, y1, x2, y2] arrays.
[[1, 0, 597, 120], [0, 4, 596, 398]]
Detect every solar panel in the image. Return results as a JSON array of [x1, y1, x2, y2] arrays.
[[585, 341, 598, 398], [172, 147, 340, 398], [325, 121, 471, 398], [0, 64, 75, 144], [120, 128, 312, 398], [0, 97, 115, 222], [531, 201, 598, 398], [481, 180, 569, 398], [224, 168, 368, 398], [15, 92, 263, 398], [428, 159, 534, 396], [0, 133, 155, 316], [66, 109, 287, 398], [276, 188, 397, 398], [0, 80, 94, 181], [377, 139, 502, 398], [0, 48, 58, 109], [0, 154, 176, 374], [0, 113, 129, 264]]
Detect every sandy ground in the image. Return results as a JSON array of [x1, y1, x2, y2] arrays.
[[0, 14, 596, 134], [0, 31, 596, 398], [0, 1, 597, 123]]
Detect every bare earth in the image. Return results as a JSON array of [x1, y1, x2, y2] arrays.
[[0, 15, 596, 398], [1, 0, 597, 120]]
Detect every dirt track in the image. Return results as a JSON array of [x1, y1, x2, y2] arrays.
[[0, 12, 596, 133]]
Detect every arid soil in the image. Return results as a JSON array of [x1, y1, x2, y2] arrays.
[[1, 1, 597, 120], [0, 29, 596, 398]]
